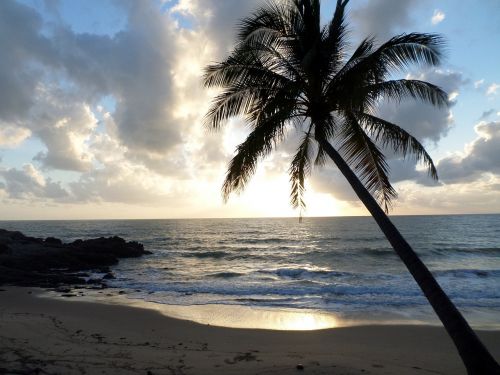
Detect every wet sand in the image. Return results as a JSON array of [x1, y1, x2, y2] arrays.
[[1, 287, 499, 374]]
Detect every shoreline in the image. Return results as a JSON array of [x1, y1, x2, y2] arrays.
[[38, 286, 439, 331], [38, 284, 500, 331], [1, 287, 499, 374]]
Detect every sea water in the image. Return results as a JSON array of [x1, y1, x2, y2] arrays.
[[1, 215, 499, 329]]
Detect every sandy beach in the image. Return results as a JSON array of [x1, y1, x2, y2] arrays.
[[1, 288, 499, 375]]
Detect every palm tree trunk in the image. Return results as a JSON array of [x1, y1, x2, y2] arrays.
[[317, 137, 500, 375]]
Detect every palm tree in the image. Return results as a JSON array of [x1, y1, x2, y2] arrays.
[[203, 0, 500, 373]]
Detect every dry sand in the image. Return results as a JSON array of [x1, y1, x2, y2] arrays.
[[1, 287, 499, 375]]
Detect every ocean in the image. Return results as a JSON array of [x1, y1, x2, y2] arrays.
[[1, 214, 499, 329]]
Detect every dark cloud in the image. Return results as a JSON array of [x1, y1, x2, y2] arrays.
[[0, 1, 56, 122]]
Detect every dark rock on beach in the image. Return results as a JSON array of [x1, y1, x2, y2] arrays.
[[0, 228, 150, 287]]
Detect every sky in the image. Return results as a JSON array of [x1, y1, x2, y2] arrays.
[[0, 0, 499, 220]]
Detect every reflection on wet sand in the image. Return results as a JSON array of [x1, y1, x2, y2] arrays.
[[45, 289, 341, 330], [155, 303, 340, 330]]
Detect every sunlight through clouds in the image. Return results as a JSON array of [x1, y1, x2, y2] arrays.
[[0, 0, 499, 218]]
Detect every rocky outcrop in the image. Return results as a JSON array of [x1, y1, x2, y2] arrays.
[[0, 229, 150, 287]]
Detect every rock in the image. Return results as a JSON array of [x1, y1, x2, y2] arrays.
[[296, 364, 304, 370], [0, 242, 10, 254], [69, 236, 146, 258], [45, 237, 63, 246], [0, 229, 149, 287]]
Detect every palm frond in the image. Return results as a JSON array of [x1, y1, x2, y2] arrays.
[[378, 33, 446, 71], [355, 112, 438, 180], [338, 113, 396, 212], [222, 107, 295, 201], [289, 127, 314, 212], [320, 0, 350, 77], [328, 33, 445, 102], [313, 115, 338, 165], [203, 55, 292, 88], [363, 79, 449, 108], [314, 144, 327, 166], [238, 1, 297, 42]]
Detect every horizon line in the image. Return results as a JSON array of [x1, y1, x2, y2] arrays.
[[1, 212, 499, 222]]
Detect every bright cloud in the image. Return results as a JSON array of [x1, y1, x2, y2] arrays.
[[431, 9, 446, 25], [486, 83, 500, 96]]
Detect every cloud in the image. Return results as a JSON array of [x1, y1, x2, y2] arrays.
[[486, 83, 499, 96], [0, 164, 69, 200], [0, 126, 31, 147], [1, 0, 495, 217], [0, 0, 272, 211], [28, 86, 97, 172], [431, 10, 445, 25], [479, 109, 497, 121], [392, 178, 500, 215], [387, 120, 500, 188], [351, 0, 429, 41], [69, 164, 171, 204], [54, 2, 183, 156], [436, 121, 500, 184], [474, 79, 485, 89], [0, 0, 189, 174], [0, 1, 57, 123]]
